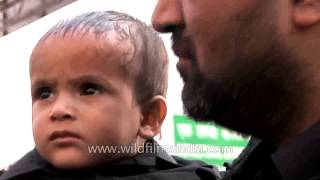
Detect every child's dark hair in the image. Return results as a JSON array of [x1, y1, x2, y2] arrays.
[[37, 11, 168, 105]]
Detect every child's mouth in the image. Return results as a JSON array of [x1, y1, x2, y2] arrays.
[[49, 130, 81, 141]]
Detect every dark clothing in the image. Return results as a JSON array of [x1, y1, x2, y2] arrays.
[[0, 140, 220, 180], [223, 122, 320, 180]]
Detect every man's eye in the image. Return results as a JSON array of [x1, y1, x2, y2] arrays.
[[35, 87, 53, 100], [80, 83, 102, 96]]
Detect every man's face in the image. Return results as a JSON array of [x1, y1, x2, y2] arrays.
[[152, 0, 302, 136], [30, 33, 142, 169]]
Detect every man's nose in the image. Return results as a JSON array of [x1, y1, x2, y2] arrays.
[[49, 94, 76, 121], [152, 0, 184, 33]]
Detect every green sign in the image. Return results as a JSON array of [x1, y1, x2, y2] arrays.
[[173, 115, 249, 169]]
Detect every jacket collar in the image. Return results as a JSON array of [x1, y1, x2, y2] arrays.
[[225, 122, 320, 180], [0, 148, 53, 180], [1, 139, 178, 180], [271, 121, 320, 180]]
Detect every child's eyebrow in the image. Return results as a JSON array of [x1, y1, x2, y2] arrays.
[[31, 75, 117, 91], [31, 79, 56, 89], [69, 75, 116, 90]]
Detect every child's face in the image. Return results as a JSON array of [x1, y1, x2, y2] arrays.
[[30, 33, 143, 169]]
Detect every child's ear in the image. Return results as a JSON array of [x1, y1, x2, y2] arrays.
[[138, 96, 167, 139], [293, 0, 320, 28]]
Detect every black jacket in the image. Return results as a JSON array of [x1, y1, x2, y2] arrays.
[[0, 140, 221, 180], [222, 122, 320, 180]]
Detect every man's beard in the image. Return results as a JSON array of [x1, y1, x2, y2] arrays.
[[181, 65, 232, 121], [180, 40, 305, 139]]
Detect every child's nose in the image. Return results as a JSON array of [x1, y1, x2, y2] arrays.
[[49, 95, 76, 121]]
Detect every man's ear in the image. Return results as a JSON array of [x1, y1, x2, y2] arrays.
[[293, 0, 320, 28], [138, 96, 167, 139]]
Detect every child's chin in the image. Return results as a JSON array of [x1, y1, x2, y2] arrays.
[[56, 160, 107, 171], [48, 152, 96, 170], [47, 149, 129, 170], [51, 158, 92, 170], [49, 153, 118, 170]]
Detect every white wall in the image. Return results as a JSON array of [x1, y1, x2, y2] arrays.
[[0, 0, 183, 168]]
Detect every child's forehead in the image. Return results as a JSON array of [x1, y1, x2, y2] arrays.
[[37, 30, 136, 60], [31, 30, 139, 78]]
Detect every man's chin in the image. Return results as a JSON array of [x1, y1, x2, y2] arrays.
[[181, 73, 236, 125], [182, 84, 217, 122]]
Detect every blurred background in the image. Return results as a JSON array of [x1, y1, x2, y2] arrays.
[[0, 0, 248, 170], [0, 0, 76, 36]]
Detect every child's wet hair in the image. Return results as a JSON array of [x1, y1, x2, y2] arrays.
[[38, 11, 168, 105]]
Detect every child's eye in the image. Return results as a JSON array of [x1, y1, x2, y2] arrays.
[[35, 87, 53, 100], [80, 83, 102, 96]]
